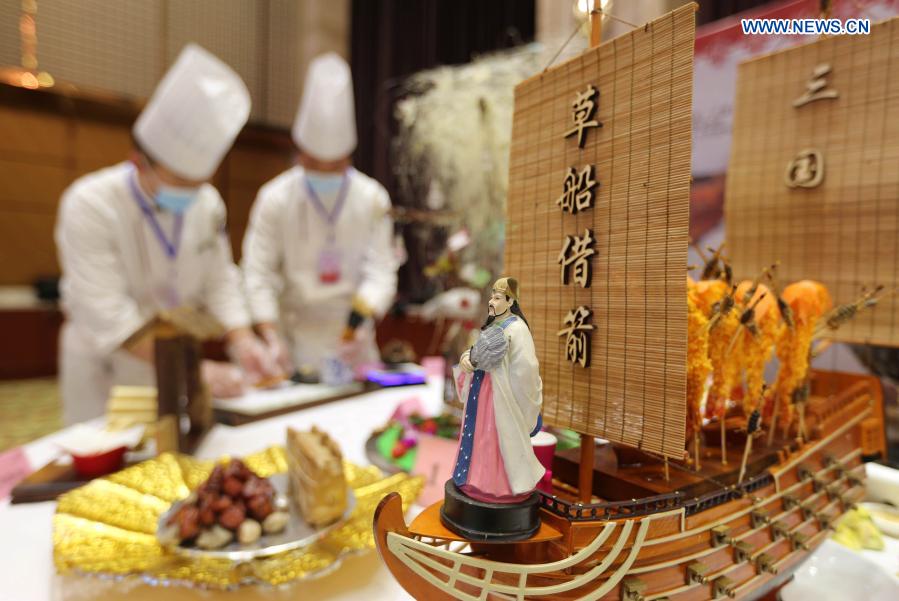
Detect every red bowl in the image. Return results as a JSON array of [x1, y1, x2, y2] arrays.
[[71, 446, 127, 479]]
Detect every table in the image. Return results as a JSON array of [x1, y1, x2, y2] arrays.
[[4, 376, 898, 601], [0, 378, 445, 601]]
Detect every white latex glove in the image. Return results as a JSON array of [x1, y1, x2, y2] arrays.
[[459, 350, 475, 373], [201, 360, 246, 398], [338, 324, 376, 367], [260, 327, 293, 375], [227, 330, 279, 385]]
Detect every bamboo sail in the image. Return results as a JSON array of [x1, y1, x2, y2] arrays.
[[726, 18, 899, 347], [504, 5, 694, 458]]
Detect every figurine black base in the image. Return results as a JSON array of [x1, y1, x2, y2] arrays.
[[440, 480, 541, 542]]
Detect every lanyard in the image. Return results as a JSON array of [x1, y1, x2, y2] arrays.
[[128, 169, 183, 260], [303, 169, 351, 242]]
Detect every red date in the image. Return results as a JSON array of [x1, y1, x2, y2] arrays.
[[219, 504, 246, 530]]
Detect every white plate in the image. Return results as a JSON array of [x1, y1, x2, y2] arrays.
[[860, 501, 899, 538], [780, 539, 899, 601], [157, 473, 355, 561]]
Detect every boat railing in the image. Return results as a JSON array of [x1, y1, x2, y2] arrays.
[[539, 470, 775, 521], [538, 490, 684, 520]]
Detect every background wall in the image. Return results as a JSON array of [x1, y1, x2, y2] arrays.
[[0, 0, 540, 378], [0, 83, 294, 377], [0, 86, 294, 287], [0, 0, 350, 289], [0, 0, 349, 127]]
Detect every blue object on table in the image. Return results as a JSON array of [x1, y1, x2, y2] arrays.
[[365, 365, 427, 387]]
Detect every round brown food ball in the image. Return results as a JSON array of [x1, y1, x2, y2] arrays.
[[223, 476, 244, 497], [218, 504, 246, 530]]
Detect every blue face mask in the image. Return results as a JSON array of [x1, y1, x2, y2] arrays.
[[305, 170, 345, 197], [143, 160, 201, 214], [155, 184, 200, 214]]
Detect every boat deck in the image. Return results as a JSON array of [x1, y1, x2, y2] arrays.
[[408, 501, 564, 544], [553, 425, 791, 507]]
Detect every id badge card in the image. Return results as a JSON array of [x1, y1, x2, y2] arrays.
[[153, 264, 180, 309], [318, 246, 342, 284]]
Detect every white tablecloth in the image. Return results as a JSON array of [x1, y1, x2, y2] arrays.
[[0, 379, 445, 601], [5, 376, 898, 601]]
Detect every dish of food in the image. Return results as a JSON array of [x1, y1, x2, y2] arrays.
[[157, 458, 354, 560]]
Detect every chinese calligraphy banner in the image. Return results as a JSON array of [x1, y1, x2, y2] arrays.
[[504, 4, 694, 458], [726, 16, 899, 347]]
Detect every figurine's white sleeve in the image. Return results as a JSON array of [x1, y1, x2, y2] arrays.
[[507, 320, 543, 428], [355, 184, 398, 317], [489, 318, 546, 494], [241, 184, 285, 324]]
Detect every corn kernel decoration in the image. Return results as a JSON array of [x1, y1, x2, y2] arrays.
[[686, 281, 712, 441], [767, 281, 832, 433], [733, 281, 781, 416]]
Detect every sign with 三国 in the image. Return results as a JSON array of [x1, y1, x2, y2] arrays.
[[502, 3, 694, 459], [726, 16, 899, 347]]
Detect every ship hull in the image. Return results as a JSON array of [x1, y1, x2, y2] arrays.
[[373, 371, 884, 600]]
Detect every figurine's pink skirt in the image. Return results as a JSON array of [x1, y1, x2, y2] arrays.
[[459, 374, 531, 504]]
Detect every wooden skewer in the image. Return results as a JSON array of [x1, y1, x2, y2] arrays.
[[810, 338, 832, 358], [693, 432, 702, 471], [725, 292, 766, 356], [798, 402, 807, 443], [699, 242, 727, 280], [691, 241, 709, 263], [738, 434, 753, 484], [813, 285, 889, 338], [767, 396, 779, 447], [720, 418, 728, 466], [739, 404, 763, 484], [705, 285, 737, 333], [741, 263, 777, 305]]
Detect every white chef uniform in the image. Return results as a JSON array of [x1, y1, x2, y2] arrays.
[[55, 44, 251, 424], [241, 52, 398, 369], [241, 166, 397, 369]]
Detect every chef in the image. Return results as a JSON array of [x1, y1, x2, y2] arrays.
[[55, 44, 277, 425], [242, 52, 399, 377]]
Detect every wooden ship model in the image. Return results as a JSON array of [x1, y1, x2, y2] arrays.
[[374, 4, 897, 599]]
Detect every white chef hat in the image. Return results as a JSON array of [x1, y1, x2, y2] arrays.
[[292, 52, 357, 161], [133, 44, 251, 181]]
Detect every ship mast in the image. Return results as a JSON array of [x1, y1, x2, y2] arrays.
[[577, 4, 603, 505]]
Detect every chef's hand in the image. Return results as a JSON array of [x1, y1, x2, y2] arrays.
[[338, 324, 374, 367], [201, 360, 245, 398], [460, 351, 475, 373], [123, 331, 155, 362], [258, 323, 293, 375], [226, 328, 280, 386]]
